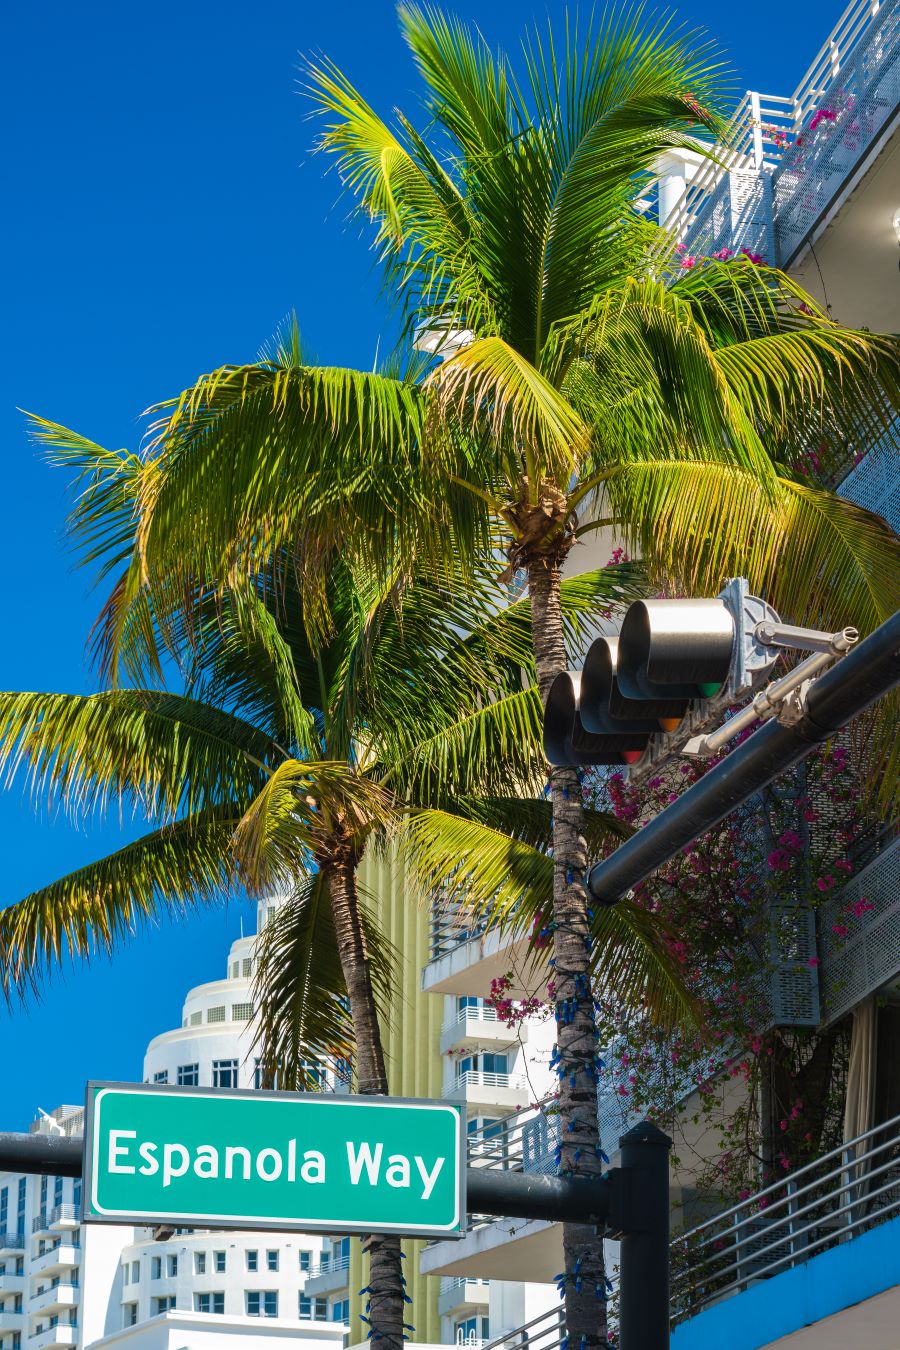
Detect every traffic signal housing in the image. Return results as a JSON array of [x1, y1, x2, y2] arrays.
[[544, 578, 781, 769]]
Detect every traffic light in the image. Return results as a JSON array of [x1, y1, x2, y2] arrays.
[[543, 578, 781, 768]]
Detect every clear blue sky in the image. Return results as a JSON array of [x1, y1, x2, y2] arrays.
[[1, 0, 847, 1129]]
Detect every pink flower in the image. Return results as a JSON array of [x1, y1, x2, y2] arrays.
[[738, 1188, 751, 1201], [740, 247, 764, 264], [831, 923, 849, 938], [711, 247, 733, 260], [807, 956, 821, 968], [816, 875, 835, 892], [851, 897, 875, 918], [680, 255, 697, 269], [767, 848, 792, 871]]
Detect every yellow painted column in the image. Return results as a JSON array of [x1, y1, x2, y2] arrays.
[[348, 846, 445, 1345]]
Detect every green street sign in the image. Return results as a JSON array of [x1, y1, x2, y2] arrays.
[[84, 1082, 465, 1238]]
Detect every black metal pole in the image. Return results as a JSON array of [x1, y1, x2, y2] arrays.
[[0, 1131, 613, 1225], [0, 1132, 82, 1177], [466, 1168, 611, 1225], [616, 1122, 672, 1350], [586, 609, 900, 904]]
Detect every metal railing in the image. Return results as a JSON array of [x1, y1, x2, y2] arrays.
[[480, 1305, 566, 1350], [444, 1006, 499, 1031], [440, 1277, 490, 1293], [430, 902, 490, 961], [671, 1108, 900, 1321], [47, 1206, 79, 1228], [0, 1233, 25, 1250], [670, 0, 898, 259], [446, 1072, 527, 1098], [307, 1252, 350, 1278], [820, 833, 900, 1022]]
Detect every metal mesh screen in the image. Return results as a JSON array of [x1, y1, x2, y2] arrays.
[[820, 837, 900, 1021]]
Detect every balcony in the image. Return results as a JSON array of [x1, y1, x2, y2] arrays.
[[424, 904, 540, 1000], [674, 0, 900, 324], [0, 1234, 25, 1257], [47, 1208, 79, 1234], [303, 1252, 350, 1297], [0, 1274, 24, 1296], [670, 1108, 900, 1347], [29, 1285, 79, 1318], [437, 1277, 490, 1317], [440, 1006, 525, 1056], [29, 1325, 77, 1350], [446, 1071, 528, 1113], [0, 1313, 24, 1332], [29, 1245, 80, 1279]]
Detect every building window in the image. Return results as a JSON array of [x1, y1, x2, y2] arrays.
[[152, 1296, 176, 1315], [53, 1177, 63, 1209], [212, 1059, 238, 1088], [0, 1186, 7, 1232], [232, 961, 240, 978], [189, 1011, 202, 1026], [232, 1003, 253, 1022], [299, 1058, 326, 1087], [245, 1250, 258, 1272], [331, 1299, 350, 1323], [131, 1261, 139, 1283], [194, 1252, 206, 1275], [151, 1257, 161, 1280], [213, 1251, 226, 1273], [298, 1250, 311, 1272], [457, 1052, 508, 1078], [207, 1006, 226, 1024], [299, 1295, 327, 1320], [265, 1250, 278, 1272], [152, 1071, 168, 1084], [455, 1317, 490, 1344], [194, 1292, 224, 1315], [177, 1064, 199, 1087], [243, 959, 252, 978], [245, 1292, 278, 1318], [16, 1179, 25, 1237], [166, 1255, 178, 1278], [124, 1304, 138, 1327]]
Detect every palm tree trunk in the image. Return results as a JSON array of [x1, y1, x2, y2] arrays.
[[528, 558, 607, 1350], [327, 853, 405, 1350]]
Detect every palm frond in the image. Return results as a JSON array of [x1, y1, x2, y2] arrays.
[[0, 808, 238, 1001], [253, 870, 399, 1090], [399, 806, 695, 1028], [0, 689, 276, 821]]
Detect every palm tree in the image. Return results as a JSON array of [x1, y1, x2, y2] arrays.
[[1, 414, 697, 1345]]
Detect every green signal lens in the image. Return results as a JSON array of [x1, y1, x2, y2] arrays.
[[697, 681, 723, 698]]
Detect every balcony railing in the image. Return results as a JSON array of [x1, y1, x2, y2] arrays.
[[0, 1233, 26, 1252], [48, 1207, 80, 1229], [430, 904, 490, 961], [447, 1072, 527, 1097], [671, 1108, 900, 1322], [306, 1253, 350, 1278], [673, 0, 899, 264], [445, 1006, 499, 1029]]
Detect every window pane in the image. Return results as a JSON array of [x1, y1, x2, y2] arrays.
[[177, 1064, 199, 1087], [207, 1006, 226, 1024]]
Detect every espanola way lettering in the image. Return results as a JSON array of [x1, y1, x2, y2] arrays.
[[84, 1082, 464, 1239]]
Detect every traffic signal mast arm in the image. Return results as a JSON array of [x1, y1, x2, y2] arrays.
[[682, 622, 858, 758], [544, 577, 862, 775]]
